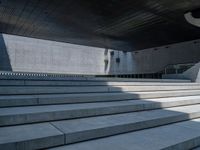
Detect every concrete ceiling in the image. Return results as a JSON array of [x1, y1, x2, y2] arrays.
[[0, 0, 200, 51]]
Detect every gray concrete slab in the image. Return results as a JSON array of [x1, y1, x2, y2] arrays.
[[0, 85, 200, 95], [0, 95, 38, 107], [50, 104, 200, 144], [22, 81, 200, 86], [48, 119, 200, 150], [0, 98, 200, 126], [0, 80, 25, 85], [1, 90, 200, 107], [0, 92, 198, 107], [1, 105, 200, 150], [0, 86, 109, 95], [36, 90, 200, 105], [89, 78, 191, 82], [0, 123, 64, 150], [109, 85, 200, 92], [0, 79, 196, 86], [0, 75, 191, 82]]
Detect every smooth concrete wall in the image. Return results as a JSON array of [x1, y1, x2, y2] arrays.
[[0, 34, 105, 74], [0, 33, 200, 75], [107, 40, 200, 74]]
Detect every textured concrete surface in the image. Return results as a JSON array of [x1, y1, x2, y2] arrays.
[[1, 89, 200, 107], [48, 118, 200, 150], [1, 79, 200, 150], [0, 34, 105, 74], [1, 105, 200, 150], [0, 123, 64, 150], [0, 98, 200, 126], [51, 104, 200, 144], [0, 85, 200, 95], [0, 80, 196, 86], [1, 34, 200, 74], [0, 78, 199, 150]]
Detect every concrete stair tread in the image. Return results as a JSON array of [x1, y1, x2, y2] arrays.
[[0, 77, 191, 82], [1, 89, 200, 98], [1, 95, 200, 115], [1, 96, 200, 126], [0, 123, 64, 150], [86, 78, 192, 82], [48, 118, 200, 150], [1, 90, 200, 108], [0, 79, 196, 86], [51, 104, 200, 135], [1, 85, 200, 95], [1, 105, 200, 149]]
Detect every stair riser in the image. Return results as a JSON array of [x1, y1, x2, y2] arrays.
[[1, 98, 200, 126]]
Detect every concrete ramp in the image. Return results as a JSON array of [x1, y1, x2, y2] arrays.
[[163, 62, 200, 82], [183, 62, 200, 82]]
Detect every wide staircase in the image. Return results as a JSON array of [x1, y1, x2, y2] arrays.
[[1, 76, 200, 150]]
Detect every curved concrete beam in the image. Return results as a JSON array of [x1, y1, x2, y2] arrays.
[[184, 12, 200, 27]]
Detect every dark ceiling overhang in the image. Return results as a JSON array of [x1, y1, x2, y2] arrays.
[[0, 0, 200, 51]]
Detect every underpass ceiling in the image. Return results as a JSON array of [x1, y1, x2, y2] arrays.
[[0, 0, 200, 51]]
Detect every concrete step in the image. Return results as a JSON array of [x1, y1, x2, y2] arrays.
[[0, 74, 191, 82], [89, 77, 191, 82], [1, 105, 200, 150], [50, 104, 200, 144], [48, 118, 200, 150], [0, 123, 65, 150], [0, 79, 195, 86], [1, 96, 200, 126], [1, 90, 200, 107], [1, 85, 200, 95]]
